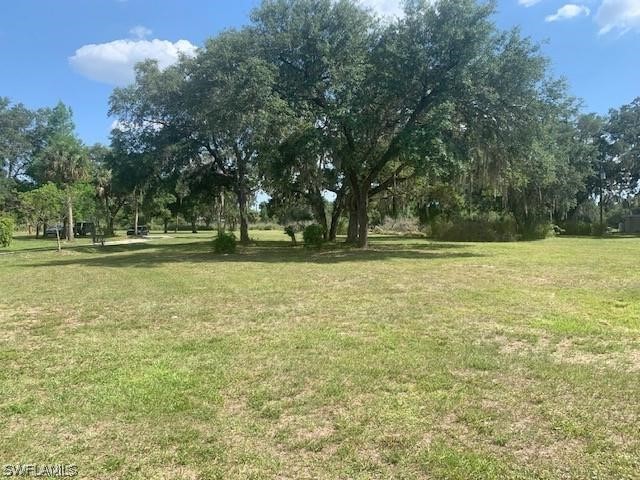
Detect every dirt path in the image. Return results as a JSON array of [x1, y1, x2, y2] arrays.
[[103, 238, 150, 246]]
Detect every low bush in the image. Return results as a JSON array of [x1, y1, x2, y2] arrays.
[[373, 216, 422, 236], [303, 224, 325, 247], [213, 231, 237, 253], [251, 222, 281, 231], [558, 221, 609, 237], [430, 214, 518, 242], [438, 221, 499, 242], [0, 216, 14, 248], [558, 221, 592, 236], [520, 222, 553, 241], [168, 224, 218, 232], [590, 223, 608, 237]]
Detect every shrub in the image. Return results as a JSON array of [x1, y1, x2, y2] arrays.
[[0, 216, 14, 248], [559, 221, 592, 236], [303, 224, 325, 247], [438, 220, 499, 242], [520, 222, 553, 241], [559, 220, 611, 237], [213, 231, 236, 254], [251, 222, 281, 231], [427, 218, 453, 239], [430, 214, 518, 242], [590, 223, 608, 237], [373, 216, 422, 236]]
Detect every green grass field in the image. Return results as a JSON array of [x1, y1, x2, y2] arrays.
[[1, 232, 639, 479]]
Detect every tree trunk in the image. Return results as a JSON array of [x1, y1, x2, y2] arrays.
[[36, 223, 40, 239], [217, 191, 225, 234], [56, 225, 61, 252], [236, 155, 250, 244], [328, 215, 340, 242], [328, 190, 345, 242], [356, 184, 370, 249], [67, 191, 75, 242], [191, 217, 197, 234], [237, 187, 249, 243], [346, 193, 358, 244], [104, 198, 113, 236], [133, 187, 139, 236], [164, 218, 168, 234], [392, 173, 398, 218], [105, 197, 123, 237]]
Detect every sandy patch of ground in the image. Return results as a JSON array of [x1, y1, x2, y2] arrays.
[[102, 238, 149, 246]]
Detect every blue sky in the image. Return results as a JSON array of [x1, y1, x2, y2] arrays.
[[1, 0, 638, 146]]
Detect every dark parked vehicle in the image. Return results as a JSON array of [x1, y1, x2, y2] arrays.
[[44, 224, 64, 238], [127, 225, 149, 236], [74, 222, 95, 237]]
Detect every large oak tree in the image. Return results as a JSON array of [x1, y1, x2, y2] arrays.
[[253, 0, 563, 246]]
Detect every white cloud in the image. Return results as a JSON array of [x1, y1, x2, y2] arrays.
[[595, 0, 640, 34], [359, 0, 404, 17], [129, 25, 152, 39], [519, 0, 543, 6], [545, 4, 591, 22], [69, 38, 197, 86]]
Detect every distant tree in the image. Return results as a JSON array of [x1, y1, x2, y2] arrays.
[[108, 130, 162, 235], [0, 98, 37, 213], [86, 144, 120, 235], [187, 32, 267, 241], [0, 97, 34, 181], [605, 98, 640, 196], [173, 177, 190, 233], [19, 182, 64, 238], [143, 187, 176, 233], [27, 102, 77, 184], [262, 124, 345, 240], [98, 0, 624, 245], [254, 0, 564, 246], [0, 174, 16, 213], [31, 102, 75, 151], [110, 29, 282, 244], [36, 134, 89, 240], [0, 215, 14, 248]]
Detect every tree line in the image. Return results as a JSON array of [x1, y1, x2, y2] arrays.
[[1, 0, 639, 247]]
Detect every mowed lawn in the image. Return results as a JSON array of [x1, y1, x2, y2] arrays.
[[1, 232, 639, 479]]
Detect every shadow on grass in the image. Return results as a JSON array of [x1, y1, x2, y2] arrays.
[[3, 235, 122, 255], [559, 233, 640, 240], [12, 235, 56, 242], [21, 237, 484, 268]]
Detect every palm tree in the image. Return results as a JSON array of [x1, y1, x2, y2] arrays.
[[39, 134, 88, 241]]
